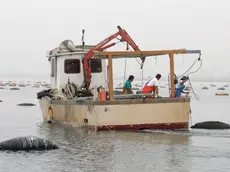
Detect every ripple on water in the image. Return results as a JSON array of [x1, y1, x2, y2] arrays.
[[1, 84, 230, 171]]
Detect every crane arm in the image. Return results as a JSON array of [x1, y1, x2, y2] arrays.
[[82, 25, 145, 93]]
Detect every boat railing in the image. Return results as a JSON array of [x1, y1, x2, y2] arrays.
[[113, 93, 155, 100], [73, 93, 165, 102]]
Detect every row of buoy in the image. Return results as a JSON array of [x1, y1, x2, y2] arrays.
[[209, 84, 229, 87], [200, 86, 229, 96], [202, 86, 226, 90], [215, 93, 229, 96], [0, 101, 36, 106], [0, 86, 50, 90], [202, 86, 209, 90], [0, 87, 20, 90]]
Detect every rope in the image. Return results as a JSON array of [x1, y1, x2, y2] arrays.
[[186, 58, 203, 100], [85, 99, 115, 131], [119, 41, 159, 89], [141, 68, 144, 88], [120, 40, 143, 67], [122, 58, 127, 86], [120, 41, 144, 88], [174, 54, 202, 100], [181, 54, 184, 65], [189, 107, 193, 126], [177, 57, 200, 79], [187, 56, 202, 76], [167, 54, 202, 99], [135, 58, 141, 65], [167, 74, 171, 96]]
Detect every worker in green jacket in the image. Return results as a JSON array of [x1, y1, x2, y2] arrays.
[[123, 75, 134, 94]]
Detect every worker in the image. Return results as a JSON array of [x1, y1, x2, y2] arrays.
[[123, 75, 134, 94], [142, 74, 161, 98], [175, 76, 189, 98]]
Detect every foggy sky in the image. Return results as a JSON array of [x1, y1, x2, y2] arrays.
[[0, 0, 229, 82]]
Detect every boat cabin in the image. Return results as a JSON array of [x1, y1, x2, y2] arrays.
[[47, 42, 107, 91]]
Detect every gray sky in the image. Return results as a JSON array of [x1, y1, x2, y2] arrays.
[[0, 0, 229, 81]]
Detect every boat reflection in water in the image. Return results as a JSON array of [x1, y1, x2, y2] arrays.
[[37, 123, 191, 171]]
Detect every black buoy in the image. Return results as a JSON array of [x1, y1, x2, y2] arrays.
[[191, 121, 230, 130], [17, 103, 36, 106], [0, 136, 58, 151]]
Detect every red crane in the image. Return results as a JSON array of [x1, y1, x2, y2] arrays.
[[81, 25, 145, 93]]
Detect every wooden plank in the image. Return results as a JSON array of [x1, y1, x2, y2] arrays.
[[93, 49, 188, 59], [108, 54, 114, 100]]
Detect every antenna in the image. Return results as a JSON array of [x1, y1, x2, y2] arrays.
[[82, 29, 85, 51]]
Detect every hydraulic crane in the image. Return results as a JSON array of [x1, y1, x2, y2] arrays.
[[81, 25, 145, 93]]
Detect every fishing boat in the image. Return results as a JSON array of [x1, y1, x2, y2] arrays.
[[37, 26, 201, 131], [19, 83, 26, 87], [9, 82, 16, 87], [0, 82, 6, 86], [215, 93, 229, 96]]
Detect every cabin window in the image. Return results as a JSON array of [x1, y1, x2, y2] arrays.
[[91, 59, 102, 73], [64, 59, 80, 74]]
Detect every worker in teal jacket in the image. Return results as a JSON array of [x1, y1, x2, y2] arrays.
[[123, 75, 134, 94], [175, 76, 189, 98]]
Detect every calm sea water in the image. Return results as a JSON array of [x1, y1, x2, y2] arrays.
[[0, 81, 230, 172]]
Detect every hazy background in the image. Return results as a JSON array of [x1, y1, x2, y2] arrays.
[[0, 0, 229, 82]]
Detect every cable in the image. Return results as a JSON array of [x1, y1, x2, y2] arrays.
[[189, 108, 193, 126], [168, 73, 171, 96], [120, 41, 142, 66], [86, 99, 115, 131], [120, 41, 145, 87], [123, 58, 127, 86], [186, 56, 202, 77], [141, 68, 144, 88], [177, 57, 200, 79], [167, 54, 202, 99], [188, 77, 200, 100], [186, 58, 203, 100]]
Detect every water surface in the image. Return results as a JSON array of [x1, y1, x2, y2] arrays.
[[0, 82, 230, 172]]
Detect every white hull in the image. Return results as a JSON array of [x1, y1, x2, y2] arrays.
[[39, 97, 190, 131]]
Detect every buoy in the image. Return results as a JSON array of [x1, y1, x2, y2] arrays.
[[47, 105, 53, 123], [0, 136, 58, 151], [191, 121, 230, 129]]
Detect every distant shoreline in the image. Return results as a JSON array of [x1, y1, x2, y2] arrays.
[[0, 75, 229, 83]]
